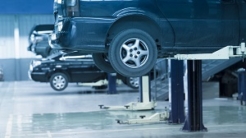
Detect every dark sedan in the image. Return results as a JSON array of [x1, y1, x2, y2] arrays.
[[28, 51, 138, 91], [0, 67, 3, 81]]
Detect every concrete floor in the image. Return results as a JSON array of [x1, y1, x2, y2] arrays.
[[0, 81, 246, 138]]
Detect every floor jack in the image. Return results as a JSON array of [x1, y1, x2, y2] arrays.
[[99, 75, 157, 111]]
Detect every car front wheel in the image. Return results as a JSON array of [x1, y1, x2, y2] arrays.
[[124, 77, 139, 89], [50, 73, 68, 91], [108, 29, 157, 77], [92, 53, 115, 73]]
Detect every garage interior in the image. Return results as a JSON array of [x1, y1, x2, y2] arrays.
[[1, 0, 246, 138]]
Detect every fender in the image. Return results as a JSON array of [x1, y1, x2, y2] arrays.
[[109, 7, 175, 52], [112, 7, 160, 25]]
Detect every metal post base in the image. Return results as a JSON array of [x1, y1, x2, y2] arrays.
[[99, 101, 157, 111], [240, 97, 246, 106], [182, 60, 207, 132], [116, 111, 169, 124]]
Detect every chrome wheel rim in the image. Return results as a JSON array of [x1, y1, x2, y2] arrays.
[[129, 77, 139, 88], [52, 75, 66, 89], [120, 38, 149, 68]]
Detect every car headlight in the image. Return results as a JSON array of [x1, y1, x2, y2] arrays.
[[29, 34, 36, 43], [57, 21, 63, 32], [35, 36, 44, 42], [55, 0, 63, 4], [32, 61, 42, 67], [29, 64, 33, 71]]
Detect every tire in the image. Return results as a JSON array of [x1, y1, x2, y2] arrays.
[[92, 53, 115, 73], [50, 73, 68, 91], [108, 29, 157, 77], [124, 77, 139, 89]]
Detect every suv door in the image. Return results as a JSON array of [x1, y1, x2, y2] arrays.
[[220, 0, 240, 46], [239, 0, 246, 41], [155, 0, 239, 52]]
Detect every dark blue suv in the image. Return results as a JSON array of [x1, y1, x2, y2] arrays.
[[49, 0, 246, 77]]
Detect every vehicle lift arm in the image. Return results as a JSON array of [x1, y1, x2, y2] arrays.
[[99, 74, 157, 111]]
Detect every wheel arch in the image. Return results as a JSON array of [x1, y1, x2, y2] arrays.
[[106, 15, 162, 48], [48, 70, 70, 82]]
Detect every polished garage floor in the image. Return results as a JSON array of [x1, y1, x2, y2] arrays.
[[0, 81, 246, 138]]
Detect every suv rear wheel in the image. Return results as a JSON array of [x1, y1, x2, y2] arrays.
[[108, 29, 157, 77], [50, 73, 68, 91]]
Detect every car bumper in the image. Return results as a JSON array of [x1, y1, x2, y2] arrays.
[[28, 71, 47, 82], [27, 44, 34, 52]]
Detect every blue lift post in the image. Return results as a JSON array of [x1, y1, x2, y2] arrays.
[[237, 68, 246, 105], [182, 60, 207, 132], [107, 73, 117, 94], [168, 59, 185, 124]]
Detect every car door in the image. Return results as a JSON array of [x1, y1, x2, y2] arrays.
[[66, 59, 85, 82], [220, 0, 240, 46], [239, 0, 246, 42], [155, 0, 239, 53]]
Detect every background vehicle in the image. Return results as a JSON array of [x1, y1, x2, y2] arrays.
[[27, 24, 59, 58], [28, 51, 139, 91], [0, 67, 4, 81], [49, 0, 246, 77]]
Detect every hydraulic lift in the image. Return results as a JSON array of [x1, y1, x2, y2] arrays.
[[114, 43, 246, 130], [99, 73, 157, 111], [116, 59, 186, 124], [116, 59, 185, 124]]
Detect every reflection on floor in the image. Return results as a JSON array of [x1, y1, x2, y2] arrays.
[[0, 81, 246, 138]]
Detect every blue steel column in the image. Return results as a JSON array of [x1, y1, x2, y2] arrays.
[[182, 60, 207, 131], [139, 73, 151, 102], [237, 68, 246, 105], [107, 73, 117, 94], [168, 59, 185, 124]]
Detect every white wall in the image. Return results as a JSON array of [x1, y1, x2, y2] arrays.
[[0, 15, 54, 81], [0, 15, 54, 59]]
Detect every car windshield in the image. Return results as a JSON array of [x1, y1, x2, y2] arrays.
[[35, 25, 54, 31]]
